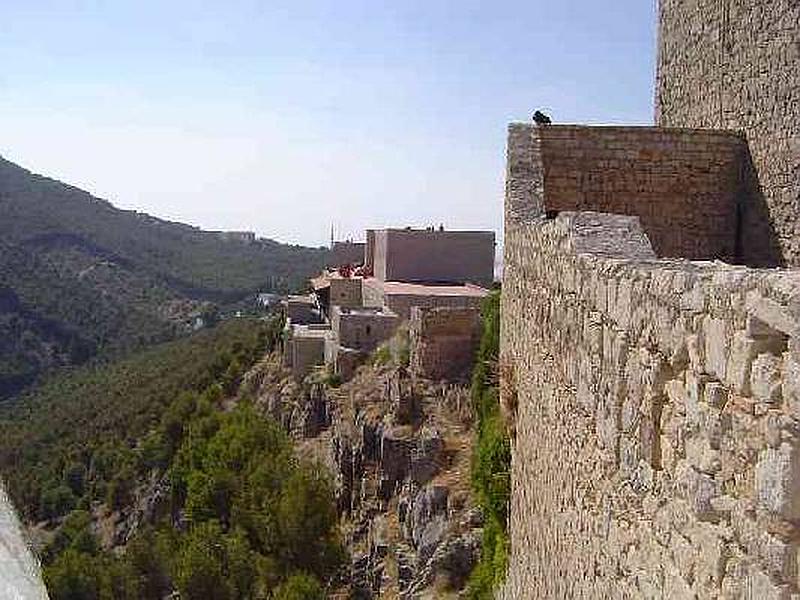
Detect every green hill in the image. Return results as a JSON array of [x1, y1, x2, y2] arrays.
[[0, 318, 343, 598], [0, 156, 327, 396]]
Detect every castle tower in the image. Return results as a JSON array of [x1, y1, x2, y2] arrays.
[[655, 0, 800, 266]]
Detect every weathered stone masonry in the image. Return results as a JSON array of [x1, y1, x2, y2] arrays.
[[501, 205, 800, 598], [500, 1, 799, 596], [507, 123, 747, 261], [656, 0, 800, 266], [409, 306, 481, 382]]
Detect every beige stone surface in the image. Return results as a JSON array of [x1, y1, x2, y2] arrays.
[[409, 306, 481, 382], [656, 0, 800, 267], [500, 206, 800, 598]]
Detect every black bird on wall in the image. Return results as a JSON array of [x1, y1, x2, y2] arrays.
[[532, 110, 552, 125]]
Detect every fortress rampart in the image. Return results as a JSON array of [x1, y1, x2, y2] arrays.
[[656, 0, 800, 266], [498, 1, 800, 596], [501, 205, 800, 598]]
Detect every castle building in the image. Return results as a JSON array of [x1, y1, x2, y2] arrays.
[[283, 228, 495, 380]]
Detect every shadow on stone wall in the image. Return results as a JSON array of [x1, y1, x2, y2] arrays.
[[736, 144, 784, 267]]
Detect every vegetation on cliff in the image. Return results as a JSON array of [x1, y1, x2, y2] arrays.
[[0, 317, 343, 598], [467, 291, 511, 597]]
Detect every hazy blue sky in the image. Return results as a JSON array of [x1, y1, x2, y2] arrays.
[[1, 1, 657, 246]]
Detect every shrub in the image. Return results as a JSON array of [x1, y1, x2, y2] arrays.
[[467, 291, 510, 598], [273, 573, 325, 600]]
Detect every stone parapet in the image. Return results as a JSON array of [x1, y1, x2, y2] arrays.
[[507, 123, 747, 261], [501, 210, 800, 598]]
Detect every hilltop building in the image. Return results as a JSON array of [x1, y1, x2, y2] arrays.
[[212, 230, 256, 244], [365, 227, 494, 287], [283, 228, 495, 380]]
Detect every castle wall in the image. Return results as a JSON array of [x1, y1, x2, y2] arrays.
[[329, 277, 363, 309], [286, 326, 328, 379], [365, 229, 376, 274], [409, 306, 481, 382], [656, 0, 800, 266], [501, 206, 800, 598], [362, 278, 385, 309], [508, 123, 747, 260], [384, 290, 486, 321], [286, 295, 321, 324], [331, 307, 400, 354], [373, 229, 495, 286]]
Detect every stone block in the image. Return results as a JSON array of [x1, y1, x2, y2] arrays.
[[781, 354, 800, 417], [620, 436, 640, 477], [751, 353, 783, 404], [685, 434, 721, 474], [688, 522, 726, 589], [687, 333, 705, 373], [621, 394, 641, 434], [595, 393, 620, 459], [744, 566, 791, 600], [661, 434, 677, 472], [746, 292, 796, 336], [666, 378, 688, 406], [704, 381, 728, 409], [663, 565, 694, 600], [704, 317, 729, 380], [755, 442, 800, 520], [586, 312, 604, 357], [670, 338, 690, 371], [758, 532, 796, 582], [674, 461, 719, 521], [727, 331, 758, 395], [680, 283, 705, 313], [670, 532, 696, 584]]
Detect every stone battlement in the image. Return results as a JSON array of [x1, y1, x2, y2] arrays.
[[656, 0, 799, 267]]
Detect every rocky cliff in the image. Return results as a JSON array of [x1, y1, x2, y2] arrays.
[[243, 354, 483, 598]]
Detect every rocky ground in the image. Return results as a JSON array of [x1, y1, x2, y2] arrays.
[[243, 353, 483, 598]]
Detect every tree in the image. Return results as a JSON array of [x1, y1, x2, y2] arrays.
[[174, 521, 231, 600], [273, 573, 325, 600], [44, 549, 100, 600], [277, 463, 343, 578]]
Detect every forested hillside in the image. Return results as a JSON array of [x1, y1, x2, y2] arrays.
[[0, 156, 327, 396], [0, 318, 343, 599]]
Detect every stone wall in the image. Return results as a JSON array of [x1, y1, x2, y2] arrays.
[[362, 278, 385, 309], [409, 306, 481, 382], [656, 0, 800, 266], [384, 290, 486, 321], [285, 327, 328, 380], [507, 123, 747, 260], [365, 229, 376, 274], [286, 295, 321, 325], [372, 229, 495, 286], [501, 207, 800, 598], [332, 306, 400, 354], [330, 277, 363, 309]]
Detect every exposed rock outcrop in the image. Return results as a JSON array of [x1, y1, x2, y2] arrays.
[[247, 356, 482, 597]]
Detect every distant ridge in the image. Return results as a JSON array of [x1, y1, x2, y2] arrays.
[[0, 155, 327, 397]]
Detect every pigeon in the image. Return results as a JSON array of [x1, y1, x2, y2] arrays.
[[532, 110, 552, 125]]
